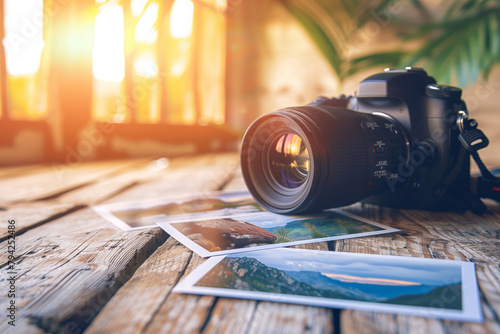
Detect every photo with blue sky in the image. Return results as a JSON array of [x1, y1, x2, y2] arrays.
[[195, 248, 463, 310], [169, 210, 389, 253]]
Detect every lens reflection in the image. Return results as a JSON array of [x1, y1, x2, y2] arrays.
[[269, 133, 310, 188]]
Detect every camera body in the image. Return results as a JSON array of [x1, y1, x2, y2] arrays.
[[328, 67, 469, 210], [241, 68, 474, 214]]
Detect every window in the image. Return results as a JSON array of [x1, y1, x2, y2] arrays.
[[0, 0, 230, 164], [2, 0, 47, 120], [92, 0, 227, 125]]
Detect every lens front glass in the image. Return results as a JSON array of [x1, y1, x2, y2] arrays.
[[268, 133, 310, 189]]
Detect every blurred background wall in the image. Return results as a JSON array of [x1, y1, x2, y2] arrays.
[[1, 0, 499, 168], [226, 0, 500, 170]]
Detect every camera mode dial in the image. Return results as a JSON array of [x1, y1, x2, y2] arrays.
[[425, 84, 462, 100]]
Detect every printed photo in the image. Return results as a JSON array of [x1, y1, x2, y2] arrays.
[[173, 248, 482, 322], [93, 191, 262, 231], [157, 210, 399, 257]]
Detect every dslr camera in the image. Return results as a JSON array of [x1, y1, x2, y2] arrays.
[[241, 68, 498, 214]]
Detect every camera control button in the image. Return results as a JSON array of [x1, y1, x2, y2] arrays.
[[373, 161, 388, 178], [425, 84, 462, 99], [372, 141, 386, 153], [384, 123, 399, 135], [362, 121, 380, 134], [404, 66, 425, 72]]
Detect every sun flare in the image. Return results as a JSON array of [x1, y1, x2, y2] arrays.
[[92, 3, 125, 82], [3, 0, 44, 76], [170, 0, 194, 39]]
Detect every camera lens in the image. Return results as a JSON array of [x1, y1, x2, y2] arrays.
[[241, 105, 408, 214], [268, 133, 310, 189]]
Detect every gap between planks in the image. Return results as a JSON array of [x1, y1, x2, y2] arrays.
[[85, 169, 336, 334], [0, 158, 166, 241], [0, 154, 240, 334], [0, 155, 235, 244]]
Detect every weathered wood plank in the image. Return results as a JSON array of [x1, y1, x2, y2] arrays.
[[0, 208, 167, 334], [84, 237, 208, 334], [0, 159, 146, 205], [338, 203, 500, 334], [0, 164, 43, 179], [0, 202, 82, 242], [107, 153, 239, 203], [0, 158, 169, 241], [54, 158, 170, 206], [0, 154, 239, 334], [85, 162, 244, 334], [246, 303, 334, 334], [0, 154, 237, 242], [4, 152, 499, 334], [220, 163, 247, 193]]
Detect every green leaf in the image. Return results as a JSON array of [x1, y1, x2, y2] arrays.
[[282, 3, 344, 80], [403, 7, 500, 86], [347, 51, 406, 77], [280, 0, 500, 87]]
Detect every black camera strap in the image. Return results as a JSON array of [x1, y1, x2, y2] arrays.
[[455, 111, 500, 212]]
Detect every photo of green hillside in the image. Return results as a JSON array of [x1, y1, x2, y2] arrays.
[[268, 211, 385, 243], [170, 211, 388, 253], [195, 249, 464, 311]]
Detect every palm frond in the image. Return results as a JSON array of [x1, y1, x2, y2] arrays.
[[279, 0, 403, 83], [346, 51, 406, 77], [281, 1, 344, 81], [403, 8, 500, 86], [280, 0, 500, 87]]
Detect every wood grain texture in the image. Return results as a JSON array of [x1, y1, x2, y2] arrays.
[[86, 163, 242, 334], [338, 203, 500, 334], [0, 159, 145, 205], [0, 154, 239, 334], [2, 153, 500, 334], [84, 238, 207, 334], [54, 158, 170, 206], [107, 153, 239, 203], [0, 164, 42, 179], [86, 170, 337, 334], [0, 208, 167, 334], [0, 159, 169, 241], [0, 202, 80, 242]]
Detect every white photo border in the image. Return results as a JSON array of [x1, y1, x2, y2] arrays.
[[92, 191, 256, 231], [157, 209, 400, 257], [173, 249, 483, 323]]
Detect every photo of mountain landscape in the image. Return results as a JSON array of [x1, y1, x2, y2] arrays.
[[162, 210, 396, 256], [194, 249, 464, 310]]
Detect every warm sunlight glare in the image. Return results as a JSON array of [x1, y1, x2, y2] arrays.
[[135, 2, 159, 44], [216, 0, 227, 10], [131, 0, 149, 16], [3, 0, 44, 75], [93, 4, 125, 82], [323, 273, 422, 286], [170, 0, 194, 39], [134, 55, 158, 78]]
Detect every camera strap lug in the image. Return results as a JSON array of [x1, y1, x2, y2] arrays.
[[457, 111, 489, 152]]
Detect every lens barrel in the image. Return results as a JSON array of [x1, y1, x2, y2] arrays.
[[240, 106, 408, 214]]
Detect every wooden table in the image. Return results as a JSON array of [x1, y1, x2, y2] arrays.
[[1, 153, 499, 334]]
